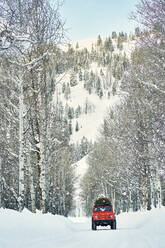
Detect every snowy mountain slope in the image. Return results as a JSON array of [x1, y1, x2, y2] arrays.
[[0, 207, 164, 248], [62, 37, 135, 57], [56, 36, 135, 216], [58, 80, 121, 143], [57, 37, 133, 144], [62, 38, 97, 51]]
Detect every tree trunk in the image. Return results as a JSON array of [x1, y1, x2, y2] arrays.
[[18, 69, 25, 212], [142, 173, 148, 211], [0, 157, 2, 208], [27, 147, 36, 213], [39, 133, 46, 213]]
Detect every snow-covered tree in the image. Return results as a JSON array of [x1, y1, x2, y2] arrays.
[[0, 0, 75, 215]]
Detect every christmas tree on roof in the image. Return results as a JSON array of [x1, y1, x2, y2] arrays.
[[94, 197, 112, 206]]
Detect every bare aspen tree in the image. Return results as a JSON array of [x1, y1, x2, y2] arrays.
[[0, 0, 65, 212], [18, 68, 25, 211], [130, 0, 165, 207]]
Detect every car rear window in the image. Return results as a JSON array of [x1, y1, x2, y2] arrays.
[[94, 206, 112, 212]]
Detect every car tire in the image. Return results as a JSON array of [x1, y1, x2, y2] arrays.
[[111, 220, 116, 230], [92, 219, 97, 230]]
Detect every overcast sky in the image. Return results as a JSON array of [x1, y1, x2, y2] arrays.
[[61, 0, 140, 41]]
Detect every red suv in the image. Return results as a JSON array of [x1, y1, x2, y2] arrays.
[[92, 199, 116, 230]]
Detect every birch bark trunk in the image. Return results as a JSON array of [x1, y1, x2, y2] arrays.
[[39, 133, 46, 213], [27, 146, 36, 213], [38, 68, 47, 213], [18, 69, 25, 212], [156, 166, 162, 208], [0, 157, 2, 208]]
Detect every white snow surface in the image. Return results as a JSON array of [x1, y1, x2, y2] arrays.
[[69, 93, 120, 144], [0, 207, 165, 248], [56, 76, 121, 144]]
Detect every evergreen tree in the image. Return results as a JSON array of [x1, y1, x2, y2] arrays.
[[76, 42, 79, 49], [104, 37, 114, 52], [96, 77, 101, 96], [99, 88, 103, 99], [75, 105, 81, 118], [79, 70, 83, 81], [70, 72, 77, 87], [100, 69, 104, 77], [69, 120, 72, 135], [62, 82, 66, 93], [75, 121, 79, 132], [117, 36, 123, 50], [112, 31, 117, 39], [68, 107, 74, 119], [97, 35, 102, 47]]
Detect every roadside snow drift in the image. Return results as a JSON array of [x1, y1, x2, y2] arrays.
[[0, 207, 165, 248]]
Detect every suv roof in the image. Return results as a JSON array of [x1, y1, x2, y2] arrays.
[[94, 197, 112, 206]]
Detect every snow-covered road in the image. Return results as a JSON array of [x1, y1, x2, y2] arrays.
[[0, 207, 164, 248]]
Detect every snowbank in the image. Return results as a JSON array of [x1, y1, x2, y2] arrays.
[[0, 207, 165, 248], [0, 208, 75, 248]]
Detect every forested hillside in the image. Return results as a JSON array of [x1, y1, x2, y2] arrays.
[[80, 3, 165, 215]]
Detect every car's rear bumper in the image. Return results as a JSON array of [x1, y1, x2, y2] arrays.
[[94, 219, 115, 226]]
